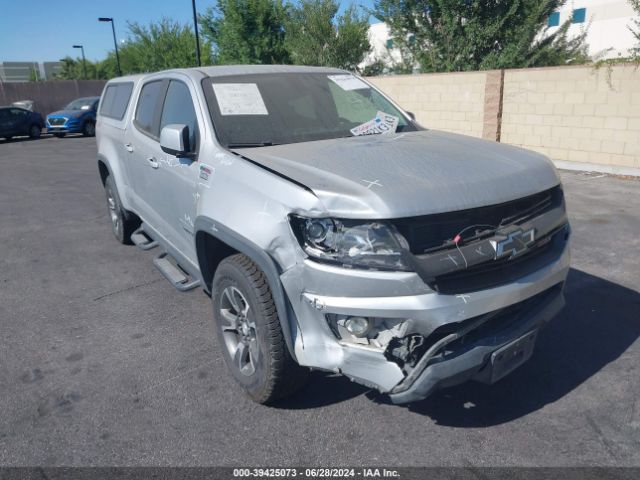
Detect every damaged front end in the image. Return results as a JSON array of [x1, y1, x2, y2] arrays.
[[386, 284, 564, 404], [281, 185, 571, 404]]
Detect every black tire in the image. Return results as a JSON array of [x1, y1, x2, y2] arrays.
[[82, 121, 95, 137], [212, 254, 308, 404], [29, 124, 42, 139], [104, 175, 140, 244], [54, 132, 65, 138]]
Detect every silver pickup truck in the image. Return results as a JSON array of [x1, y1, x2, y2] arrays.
[[96, 65, 570, 405]]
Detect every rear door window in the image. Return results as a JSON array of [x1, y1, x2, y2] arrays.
[[159, 80, 199, 153], [100, 82, 134, 120], [134, 80, 165, 138]]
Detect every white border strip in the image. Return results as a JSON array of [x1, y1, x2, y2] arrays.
[[553, 160, 640, 178]]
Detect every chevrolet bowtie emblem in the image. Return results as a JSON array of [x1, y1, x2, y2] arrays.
[[491, 228, 536, 259]]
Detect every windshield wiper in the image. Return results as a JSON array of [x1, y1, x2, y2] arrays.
[[227, 142, 280, 148]]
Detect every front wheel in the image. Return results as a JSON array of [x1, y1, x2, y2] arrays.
[[212, 254, 308, 404], [82, 121, 95, 137], [29, 125, 42, 139], [104, 175, 140, 244]]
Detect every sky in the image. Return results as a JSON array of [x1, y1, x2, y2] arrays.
[[0, 0, 376, 63]]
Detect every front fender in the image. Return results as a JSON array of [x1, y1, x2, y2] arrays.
[[194, 216, 298, 361]]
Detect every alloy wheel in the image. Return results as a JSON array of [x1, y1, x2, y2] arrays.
[[107, 192, 121, 236], [219, 286, 259, 376]]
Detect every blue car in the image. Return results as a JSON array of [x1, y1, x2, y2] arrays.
[[46, 96, 100, 137]]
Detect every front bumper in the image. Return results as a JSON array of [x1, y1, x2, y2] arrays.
[[46, 119, 82, 133], [280, 238, 570, 402], [388, 283, 564, 404]]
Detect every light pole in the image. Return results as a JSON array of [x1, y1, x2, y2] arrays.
[[191, 0, 202, 67], [72, 45, 87, 79], [98, 17, 122, 76]]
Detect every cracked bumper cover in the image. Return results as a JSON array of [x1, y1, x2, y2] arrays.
[[387, 284, 564, 404], [281, 239, 570, 402]]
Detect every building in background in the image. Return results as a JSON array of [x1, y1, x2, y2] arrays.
[[547, 0, 637, 59], [0, 61, 62, 82], [363, 0, 638, 70], [361, 23, 404, 72]]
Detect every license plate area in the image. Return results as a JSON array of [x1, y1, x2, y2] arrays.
[[489, 329, 538, 383]]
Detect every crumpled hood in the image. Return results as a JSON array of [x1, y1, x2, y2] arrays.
[[234, 130, 560, 219], [47, 110, 85, 118]]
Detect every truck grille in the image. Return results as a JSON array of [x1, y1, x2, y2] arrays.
[[428, 226, 568, 294], [392, 186, 563, 254], [391, 186, 569, 294], [48, 118, 66, 126]]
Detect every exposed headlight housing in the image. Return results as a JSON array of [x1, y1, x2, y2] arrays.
[[289, 215, 413, 271]]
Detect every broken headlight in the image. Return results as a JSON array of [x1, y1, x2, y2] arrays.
[[290, 216, 413, 271]]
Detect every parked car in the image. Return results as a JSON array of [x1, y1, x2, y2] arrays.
[[0, 106, 44, 140], [96, 66, 570, 405], [46, 96, 100, 137]]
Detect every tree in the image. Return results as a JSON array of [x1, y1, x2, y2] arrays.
[[373, 0, 589, 73], [95, 55, 121, 79], [630, 0, 640, 58], [284, 0, 370, 71], [108, 18, 215, 75], [361, 59, 387, 76], [56, 57, 80, 79], [29, 67, 40, 82], [199, 0, 290, 64], [56, 56, 106, 80]]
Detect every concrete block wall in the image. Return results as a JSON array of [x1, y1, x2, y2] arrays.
[[501, 65, 640, 170], [368, 64, 640, 173], [367, 71, 489, 139]]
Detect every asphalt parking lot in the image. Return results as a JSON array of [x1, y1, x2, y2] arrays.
[[1, 135, 639, 467]]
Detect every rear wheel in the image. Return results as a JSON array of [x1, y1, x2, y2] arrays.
[[104, 175, 140, 244], [82, 121, 95, 137], [29, 125, 41, 139], [54, 132, 65, 138], [212, 254, 308, 404]]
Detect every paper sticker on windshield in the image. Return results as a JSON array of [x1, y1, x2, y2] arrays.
[[328, 74, 369, 91], [212, 83, 268, 115], [350, 111, 399, 136]]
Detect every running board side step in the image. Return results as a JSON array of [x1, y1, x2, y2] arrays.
[[131, 226, 158, 251], [153, 252, 201, 292]]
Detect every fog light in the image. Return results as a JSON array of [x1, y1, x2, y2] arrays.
[[344, 316, 370, 337]]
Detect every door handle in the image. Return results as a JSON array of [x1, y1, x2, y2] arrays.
[[147, 157, 159, 169], [124, 143, 134, 153]]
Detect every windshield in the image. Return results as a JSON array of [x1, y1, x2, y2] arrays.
[[202, 73, 418, 147], [65, 98, 97, 110]]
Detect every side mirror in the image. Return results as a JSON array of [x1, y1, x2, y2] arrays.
[[406, 111, 416, 120], [160, 124, 191, 157]]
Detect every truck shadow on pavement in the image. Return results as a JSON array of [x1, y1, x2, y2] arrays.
[[389, 268, 640, 426], [277, 372, 368, 409], [280, 269, 640, 420]]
